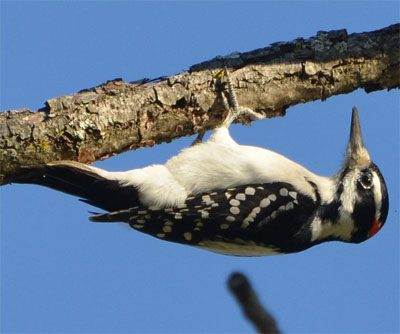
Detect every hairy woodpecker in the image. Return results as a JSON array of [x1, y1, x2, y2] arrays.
[[11, 72, 389, 256]]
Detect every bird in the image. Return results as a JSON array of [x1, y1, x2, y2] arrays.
[[10, 70, 389, 256]]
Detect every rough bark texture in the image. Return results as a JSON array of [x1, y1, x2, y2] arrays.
[[1, 24, 399, 183]]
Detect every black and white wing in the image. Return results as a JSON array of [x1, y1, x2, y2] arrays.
[[91, 182, 318, 255]]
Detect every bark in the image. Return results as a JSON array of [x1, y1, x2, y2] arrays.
[[1, 24, 399, 184]]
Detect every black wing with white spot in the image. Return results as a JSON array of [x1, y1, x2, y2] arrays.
[[91, 182, 318, 254]]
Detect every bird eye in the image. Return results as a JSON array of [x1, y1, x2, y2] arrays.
[[359, 172, 373, 189]]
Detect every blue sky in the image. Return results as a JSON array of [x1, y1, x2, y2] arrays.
[[1, 1, 399, 333]]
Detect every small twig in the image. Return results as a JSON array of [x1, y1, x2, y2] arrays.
[[228, 272, 280, 334]]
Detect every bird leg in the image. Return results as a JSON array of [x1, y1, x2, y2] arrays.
[[191, 130, 205, 146], [191, 67, 265, 146], [221, 67, 266, 128]]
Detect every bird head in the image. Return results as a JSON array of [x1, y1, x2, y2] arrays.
[[336, 107, 389, 243]]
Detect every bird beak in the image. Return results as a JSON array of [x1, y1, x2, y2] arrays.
[[346, 107, 370, 168]]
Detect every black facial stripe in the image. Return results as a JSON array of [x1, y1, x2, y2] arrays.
[[370, 162, 389, 225], [351, 194, 375, 243], [334, 168, 346, 214]]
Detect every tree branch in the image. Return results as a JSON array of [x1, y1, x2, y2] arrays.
[[1, 24, 399, 183], [228, 272, 280, 334]]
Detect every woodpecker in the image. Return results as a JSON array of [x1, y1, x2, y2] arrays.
[[10, 71, 389, 256]]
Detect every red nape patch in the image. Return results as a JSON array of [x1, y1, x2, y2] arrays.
[[368, 218, 380, 238]]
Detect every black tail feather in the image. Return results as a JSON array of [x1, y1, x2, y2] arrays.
[[12, 163, 139, 212]]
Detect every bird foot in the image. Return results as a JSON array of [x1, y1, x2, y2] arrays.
[[217, 67, 266, 128]]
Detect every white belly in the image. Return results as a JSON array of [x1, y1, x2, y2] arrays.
[[194, 240, 282, 256]]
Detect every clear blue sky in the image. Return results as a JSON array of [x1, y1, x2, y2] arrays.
[[1, 1, 399, 333]]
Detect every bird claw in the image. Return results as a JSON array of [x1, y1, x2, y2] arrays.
[[219, 68, 266, 127], [236, 108, 266, 126]]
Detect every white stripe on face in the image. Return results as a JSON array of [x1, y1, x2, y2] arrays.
[[372, 170, 382, 223]]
